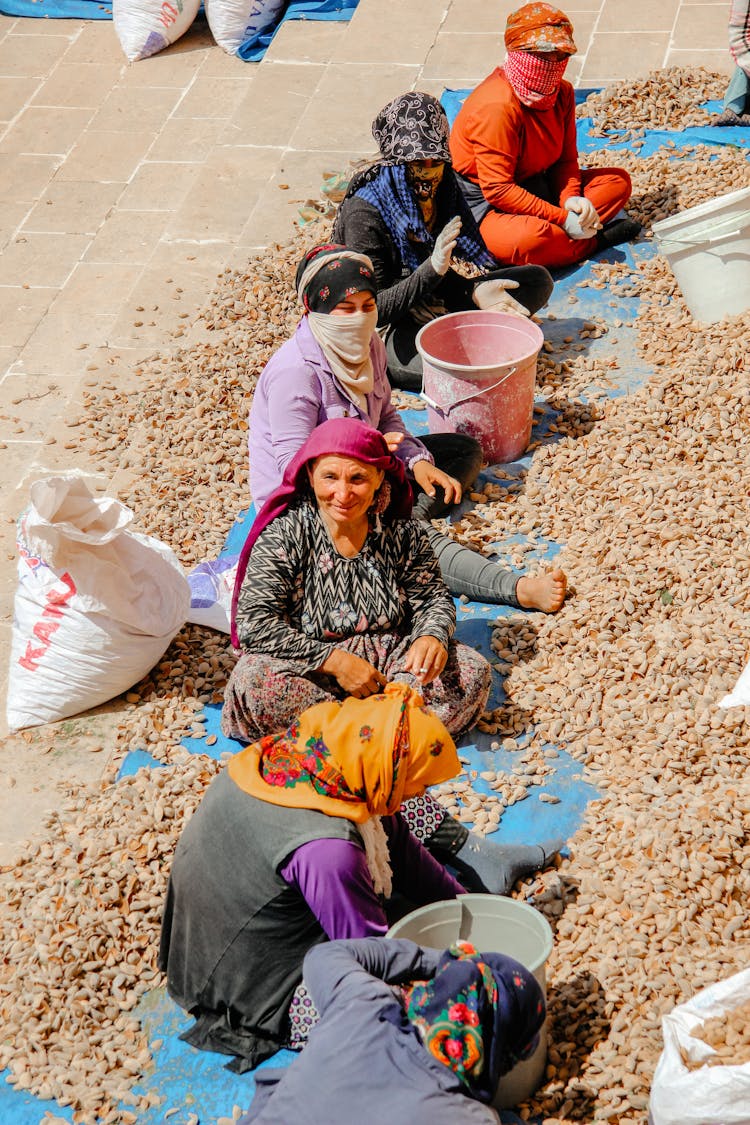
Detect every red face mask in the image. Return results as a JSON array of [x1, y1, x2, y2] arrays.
[[503, 50, 569, 109]]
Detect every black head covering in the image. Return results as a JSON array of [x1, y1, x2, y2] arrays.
[[294, 244, 377, 314]]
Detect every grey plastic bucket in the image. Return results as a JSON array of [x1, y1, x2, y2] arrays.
[[386, 893, 553, 1108]]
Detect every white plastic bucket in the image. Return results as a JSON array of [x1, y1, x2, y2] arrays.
[[416, 311, 544, 464], [386, 893, 553, 1108], [652, 185, 750, 324]]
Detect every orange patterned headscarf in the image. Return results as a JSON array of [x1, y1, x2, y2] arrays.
[[504, 3, 576, 55], [228, 682, 460, 823]]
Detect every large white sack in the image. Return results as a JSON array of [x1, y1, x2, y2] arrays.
[[7, 474, 190, 731], [114, 0, 201, 62], [205, 0, 285, 56], [649, 967, 750, 1125]]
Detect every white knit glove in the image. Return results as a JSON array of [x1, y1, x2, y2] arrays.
[[473, 278, 529, 317], [563, 210, 590, 240], [564, 195, 601, 236], [430, 216, 462, 275]]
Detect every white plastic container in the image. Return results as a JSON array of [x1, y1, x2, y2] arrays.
[[652, 186, 750, 324], [386, 894, 553, 1109]]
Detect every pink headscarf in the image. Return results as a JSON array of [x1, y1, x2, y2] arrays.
[[230, 419, 413, 647]]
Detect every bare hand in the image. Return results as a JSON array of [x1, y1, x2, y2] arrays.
[[382, 430, 405, 452], [404, 635, 448, 685], [412, 459, 462, 506], [321, 650, 387, 698]]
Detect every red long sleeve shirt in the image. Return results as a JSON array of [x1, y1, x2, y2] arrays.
[[450, 68, 582, 227]]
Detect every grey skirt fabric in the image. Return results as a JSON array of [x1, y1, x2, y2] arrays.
[[158, 769, 358, 1072]]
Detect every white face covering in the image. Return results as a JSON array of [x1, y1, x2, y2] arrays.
[[307, 309, 379, 413]]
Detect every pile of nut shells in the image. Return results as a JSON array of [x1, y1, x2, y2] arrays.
[[1, 69, 749, 1124]]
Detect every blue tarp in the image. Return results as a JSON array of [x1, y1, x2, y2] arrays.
[[239, 0, 358, 61], [0, 0, 359, 62]]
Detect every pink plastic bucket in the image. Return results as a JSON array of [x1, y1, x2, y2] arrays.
[[416, 310, 544, 464]]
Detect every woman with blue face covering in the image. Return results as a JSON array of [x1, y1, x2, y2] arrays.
[[332, 91, 555, 392]]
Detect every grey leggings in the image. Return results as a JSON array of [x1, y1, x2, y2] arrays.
[[413, 433, 521, 607]]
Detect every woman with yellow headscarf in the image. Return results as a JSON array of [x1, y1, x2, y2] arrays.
[[159, 683, 466, 1072]]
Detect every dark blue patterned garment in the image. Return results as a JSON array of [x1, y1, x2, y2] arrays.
[[356, 164, 496, 274]]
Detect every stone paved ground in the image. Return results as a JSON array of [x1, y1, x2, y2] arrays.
[[0, 0, 734, 858]]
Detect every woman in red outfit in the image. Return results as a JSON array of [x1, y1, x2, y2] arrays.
[[450, 2, 640, 269]]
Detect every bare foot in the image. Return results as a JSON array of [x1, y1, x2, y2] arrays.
[[516, 568, 567, 613]]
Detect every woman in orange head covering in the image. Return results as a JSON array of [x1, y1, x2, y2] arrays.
[[450, 2, 640, 268]]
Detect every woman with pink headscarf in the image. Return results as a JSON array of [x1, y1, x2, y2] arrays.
[[450, 2, 640, 268]]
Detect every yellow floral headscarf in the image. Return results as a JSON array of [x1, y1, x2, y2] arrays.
[[228, 682, 459, 823]]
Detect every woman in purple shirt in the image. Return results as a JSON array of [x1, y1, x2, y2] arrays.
[[247, 243, 566, 613], [159, 684, 466, 1071]]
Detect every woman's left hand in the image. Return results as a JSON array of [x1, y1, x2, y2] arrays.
[[412, 460, 462, 505], [404, 635, 448, 685]]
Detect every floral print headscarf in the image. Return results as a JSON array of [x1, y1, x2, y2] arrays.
[[504, 3, 576, 54], [404, 941, 545, 1102], [228, 682, 460, 823]]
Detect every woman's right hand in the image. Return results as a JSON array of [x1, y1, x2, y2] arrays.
[[430, 216, 462, 275], [562, 210, 590, 240], [382, 430, 405, 452], [321, 650, 387, 698]]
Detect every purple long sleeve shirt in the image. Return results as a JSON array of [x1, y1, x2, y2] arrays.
[[280, 812, 464, 939], [247, 316, 433, 508]]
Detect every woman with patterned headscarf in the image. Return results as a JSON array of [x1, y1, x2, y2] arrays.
[[450, 3, 640, 268], [159, 684, 468, 1071], [332, 90, 554, 391], [238, 937, 545, 1123]]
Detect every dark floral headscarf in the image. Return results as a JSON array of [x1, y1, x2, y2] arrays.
[[404, 941, 545, 1103], [333, 92, 496, 273], [295, 243, 377, 314]]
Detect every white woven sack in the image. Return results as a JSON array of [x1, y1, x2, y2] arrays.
[[205, 0, 285, 56], [649, 967, 750, 1125], [114, 0, 201, 61], [6, 474, 190, 731]]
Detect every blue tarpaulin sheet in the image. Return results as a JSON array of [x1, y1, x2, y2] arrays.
[[0, 0, 359, 62], [2, 99, 749, 1125], [239, 0, 358, 60], [0, 0, 112, 17]]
